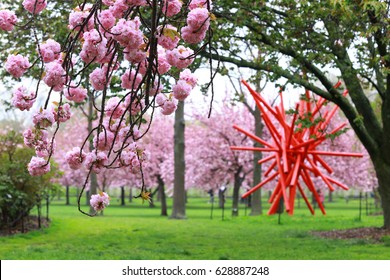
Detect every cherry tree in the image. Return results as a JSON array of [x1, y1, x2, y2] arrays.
[[0, 0, 215, 215], [189, 101, 255, 216], [139, 116, 174, 215]]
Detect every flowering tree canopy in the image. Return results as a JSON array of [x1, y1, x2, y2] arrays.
[[0, 0, 215, 215]]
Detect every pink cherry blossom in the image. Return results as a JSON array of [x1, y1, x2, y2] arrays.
[[52, 103, 72, 123], [23, 128, 49, 149], [23, 0, 47, 14], [90, 192, 110, 212], [157, 47, 171, 74], [106, 96, 126, 119], [64, 84, 88, 103], [80, 30, 108, 64], [166, 46, 194, 69], [109, 0, 129, 18], [189, 0, 213, 10], [120, 142, 149, 173], [35, 138, 55, 158], [128, 0, 147, 6], [98, 9, 116, 31], [179, 69, 198, 88], [85, 151, 108, 174], [103, 118, 123, 134], [120, 149, 137, 166], [32, 108, 55, 128], [12, 86, 35, 111], [102, 0, 115, 6], [121, 69, 143, 90], [137, 60, 148, 76], [172, 79, 192, 101], [124, 47, 147, 64], [28, 156, 51, 176], [181, 25, 207, 44], [39, 39, 61, 63], [89, 66, 111, 91], [5, 54, 31, 78], [124, 95, 144, 115], [162, 0, 182, 17], [118, 126, 141, 144], [156, 93, 178, 115], [68, 5, 94, 32], [157, 25, 180, 50], [111, 18, 143, 49], [187, 8, 210, 31], [66, 147, 86, 170], [43, 62, 66, 91], [93, 130, 115, 151], [0, 10, 17, 31]]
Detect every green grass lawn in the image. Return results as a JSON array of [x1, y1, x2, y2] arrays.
[[1, 194, 389, 260]]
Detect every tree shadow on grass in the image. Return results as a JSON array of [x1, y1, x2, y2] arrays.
[[0, 216, 50, 237], [311, 227, 390, 243]]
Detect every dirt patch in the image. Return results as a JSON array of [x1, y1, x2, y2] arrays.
[[0, 216, 50, 237], [312, 227, 390, 242]]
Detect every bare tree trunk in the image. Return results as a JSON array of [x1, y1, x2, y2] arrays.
[[121, 186, 125, 206], [66, 185, 70, 205], [171, 101, 186, 219], [251, 105, 263, 216], [232, 168, 243, 216], [328, 190, 333, 203], [37, 199, 42, 229], [373, 160, 390, 228], [158, 175, 168, 216], [129, 187, 133, 203], [46, 194, 49, 220]]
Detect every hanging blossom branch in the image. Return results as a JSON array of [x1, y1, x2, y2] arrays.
[[0, 0, 217, 216]]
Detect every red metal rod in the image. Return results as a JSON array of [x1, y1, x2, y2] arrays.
[[264, 159, 278, 177], [323, 175, 349, 190], [232, 124, 274, 148], [230, 146, 279, 152], [297, 182, 315, 215], [275, 154, 291, 212], [312, 154, 333, 174], [258, 154, 276, 165], [308, 150, 363, 157]]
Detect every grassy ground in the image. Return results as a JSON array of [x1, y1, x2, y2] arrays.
[[0, 193, 389, 260]]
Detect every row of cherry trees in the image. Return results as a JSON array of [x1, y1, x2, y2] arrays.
[[54, 92, 378, 216]]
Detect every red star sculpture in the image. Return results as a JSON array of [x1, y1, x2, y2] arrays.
[[231, 80, 363, 215]]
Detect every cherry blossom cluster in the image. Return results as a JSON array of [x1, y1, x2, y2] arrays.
[[1, 0, 214, 213], [90, 191, 110, 212]]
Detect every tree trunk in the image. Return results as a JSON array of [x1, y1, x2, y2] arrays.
[[373, 160, 390, 229], [121, 186, 125, 206], [66, 185, 70, 205], [328, 190, 333, 203], [86, 190, 90, 206], [37, 199, 42, 229], [170, 101, 186, 219], [129, 187, 133, 202], [46, 194, 49, 220], [232, 169, 243, 216], [149, 189, 156, 208], [251, 105, 263, 216], [158, 175, 168, 216]]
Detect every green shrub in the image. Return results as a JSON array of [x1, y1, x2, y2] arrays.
[[0, 130, 59, 229]]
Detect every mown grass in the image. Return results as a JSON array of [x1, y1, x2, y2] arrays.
[[0, 193, 389, 260]]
